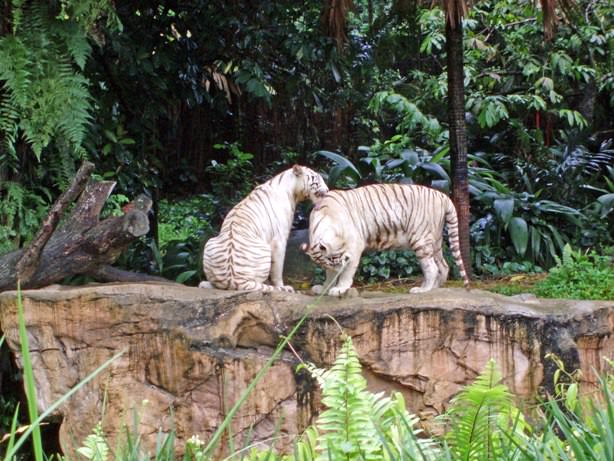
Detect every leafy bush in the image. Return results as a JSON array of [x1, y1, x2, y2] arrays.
[[158, 195, 215, 249], [0, 182, 50, 254], [358, 250, 419, 283], [534, 244, 614, 300], [206, 142, 256, 211]]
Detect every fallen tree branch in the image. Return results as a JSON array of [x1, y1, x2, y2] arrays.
[[89, 265, 171, 284], [16, 161, 95, 283], [0, 178, 170, 292]]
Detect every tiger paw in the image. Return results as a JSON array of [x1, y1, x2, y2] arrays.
[[328, 286, 350, 296], [276, 285, 295, 293], [410, 286, 432, 293], [310, 285, 324, 295], [198, 281, 214, 289]]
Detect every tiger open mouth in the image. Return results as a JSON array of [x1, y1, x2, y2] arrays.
[[317, 253, 350, 269]]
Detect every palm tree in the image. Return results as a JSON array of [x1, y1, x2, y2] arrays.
[[445, 1, 471, 274], [441, 0, 565, 273]]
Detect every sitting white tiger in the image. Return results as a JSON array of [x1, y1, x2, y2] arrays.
[[199, 165, 328, 292], [301, 183, 470, 296]]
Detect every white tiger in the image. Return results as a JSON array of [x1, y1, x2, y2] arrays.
[[199, 165, 328, 292], [301, 183, 470, 296]]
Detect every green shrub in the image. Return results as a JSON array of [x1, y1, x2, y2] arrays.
[[158, 195, 216, 249], [534, 244, 614, 300], [206, 142, 255, 210], [358, 249, 419, 283], [154, 195, 216, 284], [0, 182, 49, 254]]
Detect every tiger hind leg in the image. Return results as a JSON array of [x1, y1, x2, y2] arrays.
[[410, 256, 439, 293], [434, 250, 449, 288]]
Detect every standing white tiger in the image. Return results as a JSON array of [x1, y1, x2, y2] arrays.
[[301, 184, 470, 296], [200, 165, 328, 292]]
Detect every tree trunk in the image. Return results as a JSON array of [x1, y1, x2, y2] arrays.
[[0, 172, 170, 292], [446, 18, 472, 276]]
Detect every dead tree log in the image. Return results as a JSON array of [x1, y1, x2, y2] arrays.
[[16, 161, 95, 283], [0, 166, 171, 292]]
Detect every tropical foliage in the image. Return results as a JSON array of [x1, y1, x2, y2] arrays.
[[0, 0, 613, 279], [533, 243, 614, 299]]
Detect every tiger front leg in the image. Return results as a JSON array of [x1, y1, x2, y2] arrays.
[[326, 253, 360, 296], [311, 269, 336, 295], [270, 240, 294, 292]]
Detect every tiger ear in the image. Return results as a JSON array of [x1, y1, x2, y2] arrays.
[[292, 164, 303, 176]]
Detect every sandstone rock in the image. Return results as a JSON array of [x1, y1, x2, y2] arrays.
[[0, 284, 612, 458]]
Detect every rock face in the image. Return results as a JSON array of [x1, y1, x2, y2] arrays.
[[0, 284, 612, 457]]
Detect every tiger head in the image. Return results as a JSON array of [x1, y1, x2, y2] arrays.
[[300, 233, 351, 270], [291, 165, 329, 202]]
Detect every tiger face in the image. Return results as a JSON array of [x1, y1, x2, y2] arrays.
[[301, 237, 350, 270], [292, 165, 329, 202]]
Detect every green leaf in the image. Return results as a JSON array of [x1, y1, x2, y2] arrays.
[[330, 62, 341, 83], [530, 225, 542, 260], [420, 162, 450, 181], [493, 198, 514, 227], [176, 270, 197, 284], [315, 150, 362, 180], [17, 282, 44, 461], [509, 217, 529, 257], [104, 129, 118, 143], [597, 193, 614, 217]]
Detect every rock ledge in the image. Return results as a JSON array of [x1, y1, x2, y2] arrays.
[[0, 283, 612, 455]]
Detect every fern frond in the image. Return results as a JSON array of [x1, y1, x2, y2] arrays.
[[10, 0, 25, 33], [300, 336, 440, 461], [0, 0, 111, 159], [77, 422, 110, 461], [444, 359, 519, 461], [54, 20, 92, 70]]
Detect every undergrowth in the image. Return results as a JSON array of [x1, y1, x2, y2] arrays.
[[534, 244, 614, 300]]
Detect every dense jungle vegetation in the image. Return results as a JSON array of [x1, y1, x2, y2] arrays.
[[1, 3, 614, 460], [0, 0, 613, 289]]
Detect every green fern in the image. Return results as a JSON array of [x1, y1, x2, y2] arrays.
[[0, 1, 117, 159], [298, 335, 439, 461], [442, 359, 525, 461], [48, 141, 78, 189], [0, 181, 49, 252], [77, 422, 110, 461], [302, 336, 383, 460]]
